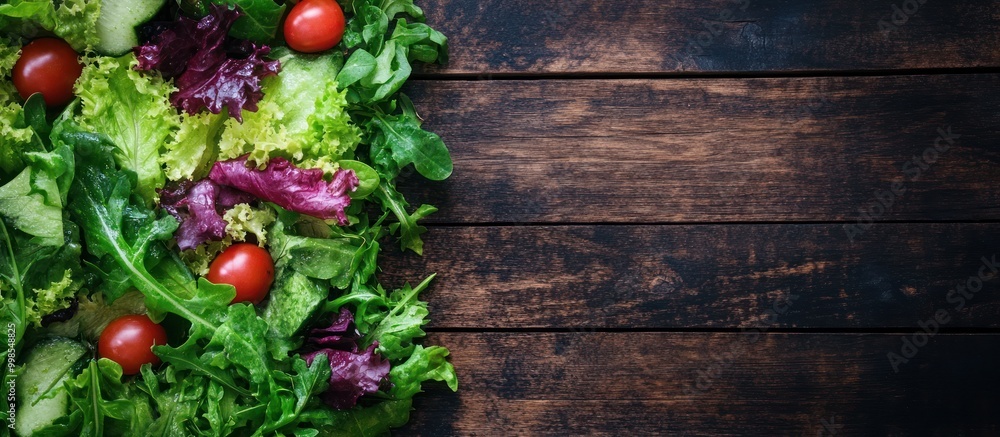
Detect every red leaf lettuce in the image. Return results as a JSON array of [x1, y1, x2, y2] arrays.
[[134, 5, 280, 121], [301, 309, 391, 409], [159, 179, 255, 250], [208, 156, 359, 225]]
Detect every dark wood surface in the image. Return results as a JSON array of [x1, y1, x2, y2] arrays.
[[392, 0, 1000, 435], [416, 0, 1000, 74], [405, 333, 1000, 435], [401, 76, 1000, 223]]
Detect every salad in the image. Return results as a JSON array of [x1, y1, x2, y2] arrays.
[[0, 0, 457, 436]]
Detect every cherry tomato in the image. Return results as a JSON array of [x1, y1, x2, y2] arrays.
[[12, 38, 82, 107], [98, 315, 168, 376], [284, 0, 346, 53], [206, 243, 275, 305]]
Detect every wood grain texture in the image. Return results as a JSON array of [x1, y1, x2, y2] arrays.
[[401, 332, 1000, 435], [380, 224, 1000, 329], [399, 75, 1000, 223], [416, 0, 1000, 74]]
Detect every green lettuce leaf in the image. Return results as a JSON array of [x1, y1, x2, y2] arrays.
[[0, 93, 81, 335], [162, 111, 227, 181], [0, 0, 101, 51], [74, 55, 178, 202], [0, 37, 29, 177], [0, 166, 62, 245], [217, 48, 361, 168]]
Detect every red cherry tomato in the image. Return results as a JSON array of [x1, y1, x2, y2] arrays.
[[206, 243, 275, 305], [12, 38, 82, 107], [98, 315, 168, 376], [284, 0, 346, 53]]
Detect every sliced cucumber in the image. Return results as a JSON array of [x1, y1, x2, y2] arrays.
[[95, 0, 168, 56], [15, 337, 88, 437]]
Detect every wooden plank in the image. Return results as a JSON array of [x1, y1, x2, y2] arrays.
[[399, 76, 1000, 223], [417, 0, 1000, 74], [379, 224, 1000, 329], [401, 332, 1000, 435]]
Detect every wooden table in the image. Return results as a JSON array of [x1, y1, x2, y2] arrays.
[[383, 1, 1000, 434]]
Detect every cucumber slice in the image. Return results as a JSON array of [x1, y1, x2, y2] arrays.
[[95, 0, 168, 56], [15, 337, 88, 436]]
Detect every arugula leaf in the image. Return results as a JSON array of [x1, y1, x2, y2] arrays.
[[389, 345, 458, 399], [139, 365, 210, 435], [370, 111, 452, 181], [64, 359, 154, 437], [390, 19, 448, 64], [363, 275, 433, 361], [258, 356, 330, 434], [64, 129, 233, 332], [151, 346, 251, 397], [304, 398, 413, 436], [337, 50, 377, 89], [374, 181, 436, 254], [206, 303, 274, 386]]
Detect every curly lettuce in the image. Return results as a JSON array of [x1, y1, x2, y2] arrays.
[[162, 112, 227, 181], [0, 0, 101, 51], [217, 48, 361, 167], [1, 37, 29, 177], [134, 5, 280, 120], [74, 55, 178, 202]]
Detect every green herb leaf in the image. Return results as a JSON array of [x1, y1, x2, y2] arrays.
[[371, 112, 452, 181], [204, 0, 286, 43], [389, 345, 458, 399]]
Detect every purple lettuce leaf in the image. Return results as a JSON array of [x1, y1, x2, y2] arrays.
[[208, 156, 359, 225], [172, 41, 279, 121], [134, 5, 280, 121], [158, 179, 256, 250], [306, 308, 360, 350], [301, 309, 391, 409], [303, 344, 391, 410]]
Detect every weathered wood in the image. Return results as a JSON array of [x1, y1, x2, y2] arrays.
[[417, 0, 1000, 74], [399, 76, 1000, 223], [380, 224, 1000, 329], [401, 332, 1000, 435]]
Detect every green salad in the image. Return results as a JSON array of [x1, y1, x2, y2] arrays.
[[0, 0, 456, 435]]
